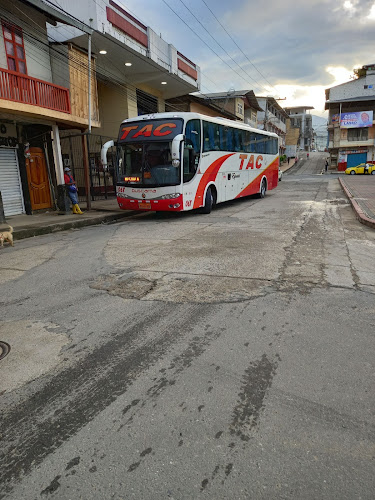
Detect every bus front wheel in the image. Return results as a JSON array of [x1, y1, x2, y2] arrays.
[[201, 187, 213, 214]]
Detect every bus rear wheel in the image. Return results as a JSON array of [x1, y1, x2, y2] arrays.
[[201, 187, 213, 214], [258, 179, 267, 198]]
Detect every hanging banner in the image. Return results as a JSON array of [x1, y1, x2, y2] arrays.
[[340, 111, 373, 128]]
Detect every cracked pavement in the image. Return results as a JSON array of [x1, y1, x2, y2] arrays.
[[0, 152, 374, 499]]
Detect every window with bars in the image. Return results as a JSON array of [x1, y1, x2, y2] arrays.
[[2, 21, 27, 74]]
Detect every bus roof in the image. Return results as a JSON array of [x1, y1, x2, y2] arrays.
[[120, 112, 279, 138]]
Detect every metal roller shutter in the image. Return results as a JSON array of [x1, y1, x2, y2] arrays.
[[0, 149, 25, 216]]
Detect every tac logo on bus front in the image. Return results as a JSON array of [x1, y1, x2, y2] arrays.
[[118, 119, 183, 142]]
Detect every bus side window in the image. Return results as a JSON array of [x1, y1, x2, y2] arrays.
[[186, 119, 201, 154], [264, 136, 272, 154], [203, 121, 220, 151], [267, 137, 277, 155], [233, 129, 243, 152], [219, 125, 227, 150], [249, 132, 256, 153], [226, 128, 233, 151], [184, 119, 201, 182], [244, 131, 251, 153], [273, 138, 278, 155], [255, 133, 265, 154]]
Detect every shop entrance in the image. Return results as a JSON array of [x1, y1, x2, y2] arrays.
[[347, 153, 367, 169]]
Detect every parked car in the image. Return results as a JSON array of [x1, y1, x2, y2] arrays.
[[278, 167, 283, 181], [345, 163, 375, 175]]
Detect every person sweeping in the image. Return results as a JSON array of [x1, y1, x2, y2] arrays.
[[64, 167, 83, 214]]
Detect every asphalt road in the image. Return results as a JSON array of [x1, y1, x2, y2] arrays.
[[1, 152, 374, 499]]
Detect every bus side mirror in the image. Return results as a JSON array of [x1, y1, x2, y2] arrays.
[[171, 134, 185, 167], [101, 140, 114, 169]]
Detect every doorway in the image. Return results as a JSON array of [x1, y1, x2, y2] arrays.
[[25, 147, 52, 210]]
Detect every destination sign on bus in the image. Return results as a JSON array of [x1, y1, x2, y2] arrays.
[[118, 119, 183, 143]]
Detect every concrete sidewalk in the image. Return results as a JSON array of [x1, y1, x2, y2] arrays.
[[0, 198, 133, 241], [339, 176, 375, 229], [280, 157, 297, 173]]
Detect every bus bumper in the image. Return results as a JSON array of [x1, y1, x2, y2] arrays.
[[117, 195, 184, 212]]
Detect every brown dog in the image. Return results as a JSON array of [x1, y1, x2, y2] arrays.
[[0, 225, 14, 247]]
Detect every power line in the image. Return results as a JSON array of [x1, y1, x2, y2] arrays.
[[161, 0, 272, 95], [200, 0, 279, 94], [176, 0, 270, 94]]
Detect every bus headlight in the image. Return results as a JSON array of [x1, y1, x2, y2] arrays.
[[160, 193, 181, 199], [172, 159, 180, 167]]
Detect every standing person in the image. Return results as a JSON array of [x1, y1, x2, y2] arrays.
[[307, 152, 309, 159], [64, 167, 83, 214], [325, 158, 329, 173], [287, 156, 290, 165]]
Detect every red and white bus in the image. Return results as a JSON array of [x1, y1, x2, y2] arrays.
[[101, 112, 279, 214]]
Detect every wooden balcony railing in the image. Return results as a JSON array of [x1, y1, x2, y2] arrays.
[[0, 68, 71, 114]]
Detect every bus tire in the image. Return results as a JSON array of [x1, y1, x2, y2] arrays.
[[258, 179, 267, 198], [201, 187, 213, 214]]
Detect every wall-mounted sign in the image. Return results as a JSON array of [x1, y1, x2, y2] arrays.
[[0, 123, 18, 148], [340, 111, 373, 128], [338, 152, 347, 163], [344, 148, 368, 154]]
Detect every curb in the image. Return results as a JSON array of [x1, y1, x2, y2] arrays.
[[13, 212, 132, 240], [339, 178, 375, 229]]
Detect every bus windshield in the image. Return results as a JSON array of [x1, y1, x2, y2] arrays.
[[119, 141, 180, 187]]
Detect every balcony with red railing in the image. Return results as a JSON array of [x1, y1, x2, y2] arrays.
[[0, 67, 71, 114]]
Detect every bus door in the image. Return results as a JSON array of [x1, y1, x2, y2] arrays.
[[183, 119, 201, 206], [225, 171, 239, 200]]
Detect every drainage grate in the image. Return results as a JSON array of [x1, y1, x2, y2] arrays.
[[0, 341, 10, 361]]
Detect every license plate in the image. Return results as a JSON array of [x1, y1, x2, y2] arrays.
[[138, 202, 151, 210]]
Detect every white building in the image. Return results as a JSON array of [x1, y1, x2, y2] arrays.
[[325, 64, 375, 170], [284, 106, 314, 152]]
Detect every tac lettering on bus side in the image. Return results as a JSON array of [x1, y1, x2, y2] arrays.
[[238, 154, 263, 170]]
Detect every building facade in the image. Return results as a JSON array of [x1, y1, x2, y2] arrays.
[[165, 94, 238, 120], [0, 0, 98, 216], [192, 90, 262, 128], [285, 118, 300, 158], [45, 0, 201, 203], [256, 97, 288, 153], [284, 106, 314, 153], [325, 64, 375, 170], [47, 0, 201, 135]]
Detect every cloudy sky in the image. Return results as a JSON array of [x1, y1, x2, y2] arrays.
[[118, 0, 375, 117]]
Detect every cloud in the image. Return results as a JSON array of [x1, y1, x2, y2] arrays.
[[115, 0, 375, 114]]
